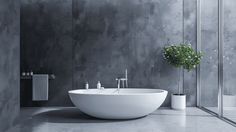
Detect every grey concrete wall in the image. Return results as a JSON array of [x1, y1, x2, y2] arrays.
[[183, 0, 197, 106], [72, 0, 196, 107], [20, 0, 73, 106], [21, 0, 198, 107], [0, 0, 20, 131]]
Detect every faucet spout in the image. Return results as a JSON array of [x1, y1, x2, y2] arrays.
[[116, 78, 121, 92]]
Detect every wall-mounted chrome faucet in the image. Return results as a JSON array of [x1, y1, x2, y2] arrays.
[[116, 69, 128, 91]]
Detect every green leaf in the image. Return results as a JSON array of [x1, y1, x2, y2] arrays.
[[163, 43, 203, 71]]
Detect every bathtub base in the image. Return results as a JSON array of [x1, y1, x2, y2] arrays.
[[69, 88, 168, 119]]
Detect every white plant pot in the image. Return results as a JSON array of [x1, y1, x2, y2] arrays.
[[171, 94, 186, 110], [223, 94, 236, 108]]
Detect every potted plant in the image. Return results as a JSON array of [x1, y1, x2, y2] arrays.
[[163, 43, 203, 110]]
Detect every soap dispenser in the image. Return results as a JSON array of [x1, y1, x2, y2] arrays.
[[97, 81, 101, 89]]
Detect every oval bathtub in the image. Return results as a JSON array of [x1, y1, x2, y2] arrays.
[[69, 88, 168, 119]]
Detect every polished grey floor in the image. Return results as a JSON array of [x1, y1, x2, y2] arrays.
[[207, 107, 236, 122], [6, 107, 236, 132]]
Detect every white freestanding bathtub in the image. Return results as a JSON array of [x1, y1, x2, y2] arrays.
[[69, 88, 168, 119]]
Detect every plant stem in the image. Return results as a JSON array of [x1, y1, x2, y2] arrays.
[[178, 67, 184, 95], [182, 67, 184, 94], [178, 67, 181, 95]]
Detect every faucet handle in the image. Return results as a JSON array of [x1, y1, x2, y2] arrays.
[[120, 78, 127, 81]]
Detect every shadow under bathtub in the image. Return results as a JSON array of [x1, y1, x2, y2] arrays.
[[32, 108, 138, 123]]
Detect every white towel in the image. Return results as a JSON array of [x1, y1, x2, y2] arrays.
[[32, 74, 49, 101]]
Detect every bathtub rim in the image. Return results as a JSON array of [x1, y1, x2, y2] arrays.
[[68, 88, 168, 96]]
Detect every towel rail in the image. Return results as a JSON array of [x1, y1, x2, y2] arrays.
[[20, 74, 55, 80]]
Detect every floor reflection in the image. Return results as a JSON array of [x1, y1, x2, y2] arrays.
[[31, 108, 136, 123], [6, 107, 236, 132]]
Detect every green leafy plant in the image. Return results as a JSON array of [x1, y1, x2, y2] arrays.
[[163, 43, 203, 94]]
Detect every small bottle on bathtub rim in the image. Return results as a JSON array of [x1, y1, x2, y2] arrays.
[[97, 81, 101, 89], [85, 82, 89, 90]]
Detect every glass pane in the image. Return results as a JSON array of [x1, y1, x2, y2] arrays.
[[223, 0, 236, 122], [200, 0, 219, 113]]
